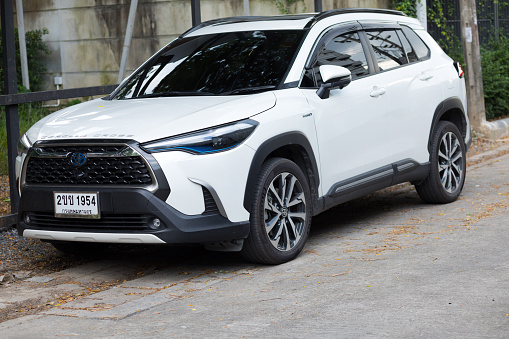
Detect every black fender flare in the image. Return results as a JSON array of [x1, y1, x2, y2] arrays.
[[428, 97, 467, 152], [243, 132, 320, 213]]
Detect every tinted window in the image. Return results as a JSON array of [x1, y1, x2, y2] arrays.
[[366, 30, 407, 71], [401, 26, 430, 60], [113, 30, 305, 98], [302, 31, 369, 87], [397, 30, 418, 62]]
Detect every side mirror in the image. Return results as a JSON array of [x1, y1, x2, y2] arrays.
[[316, 65, 352, 99]]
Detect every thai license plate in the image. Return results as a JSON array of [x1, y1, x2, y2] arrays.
[[54, 192, 100, 219]]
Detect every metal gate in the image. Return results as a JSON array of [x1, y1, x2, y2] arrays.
[[427, 0, 509, 48]]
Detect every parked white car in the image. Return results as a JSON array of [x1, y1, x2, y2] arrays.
[[16, 9, 470, 264]]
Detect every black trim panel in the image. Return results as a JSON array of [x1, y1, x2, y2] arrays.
[[428, 97, 467, 152], [243, 132, 320, 213], [17, 187, 249, 244], [391, 159, 430, 186], [322, 159, 429, 213], [328, 165, 393, 198]]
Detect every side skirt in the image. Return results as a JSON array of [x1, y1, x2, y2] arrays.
[[318, 159, 429, 214]]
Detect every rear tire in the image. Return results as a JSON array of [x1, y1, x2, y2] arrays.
[[241, 158, 312, 264], [415, 121, 466, 203]]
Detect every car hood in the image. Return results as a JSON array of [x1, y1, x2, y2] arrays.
[[27, 93, 276, 143]]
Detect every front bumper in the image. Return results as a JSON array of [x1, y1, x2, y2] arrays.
[[17, 187, 250, 244]]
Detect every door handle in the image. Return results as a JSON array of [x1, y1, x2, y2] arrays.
[[370, 86, 386, 98], [420, 73, 433, 81]]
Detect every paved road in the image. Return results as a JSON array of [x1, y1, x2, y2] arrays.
[[1, 150, 508, 338]]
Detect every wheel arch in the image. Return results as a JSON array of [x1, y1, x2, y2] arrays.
[[243, 132, 321, 214], [428, 97, 467, 153]]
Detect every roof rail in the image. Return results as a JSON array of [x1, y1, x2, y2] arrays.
[[305, 8, 406, 28], [180, 9, 405, 37], [181, 14, 315, 37]]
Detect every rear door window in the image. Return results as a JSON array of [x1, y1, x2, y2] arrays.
[[365, 29, 407, 71]]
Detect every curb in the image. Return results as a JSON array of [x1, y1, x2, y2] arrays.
[[481, 118, 509, 139], [467, 140, 509, 164]]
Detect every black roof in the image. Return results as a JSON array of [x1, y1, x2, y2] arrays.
[[181, 8, 406, 37]]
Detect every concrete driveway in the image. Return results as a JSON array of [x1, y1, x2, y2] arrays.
[[1, 148, 508, 338]]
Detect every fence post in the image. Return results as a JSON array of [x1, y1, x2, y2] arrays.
[[191, 0, 201, 26], [494, 1, 499, 40], [314, 0, 322, 12], [118, 0, 138, 83], [1, 0, 21, 215]]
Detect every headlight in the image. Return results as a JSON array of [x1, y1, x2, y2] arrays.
[[16, 133, 32, 197], [17, 133, 32, 157], [141, 120, 258, 154]]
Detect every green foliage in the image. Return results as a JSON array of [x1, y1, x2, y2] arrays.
[[273, 0, 306, 14], [426, 0, 463, 62], [390, 0, 420, 17], [0, 28, 51, 93], [481, 35, 509, 120], [0, 105, 50, 174]]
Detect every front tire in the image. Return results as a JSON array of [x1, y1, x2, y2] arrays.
[[415, 121, 466, 203], [241, 158, 312, 264]]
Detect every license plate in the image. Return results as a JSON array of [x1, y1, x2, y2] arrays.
[[54, 192, 100, 219]]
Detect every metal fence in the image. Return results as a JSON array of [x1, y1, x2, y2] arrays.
[[427, 0, 509, 48]]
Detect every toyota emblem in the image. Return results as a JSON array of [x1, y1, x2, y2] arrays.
[[69, 152, 87, 166]]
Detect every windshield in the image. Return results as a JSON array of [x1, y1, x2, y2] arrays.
[[112, 30, 305, 99]]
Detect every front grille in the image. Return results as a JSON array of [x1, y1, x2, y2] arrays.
[[26, 156, 152, 185], [27, 212, 153, 231]]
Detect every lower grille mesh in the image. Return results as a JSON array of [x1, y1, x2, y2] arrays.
[[27, 212, 152, 231]]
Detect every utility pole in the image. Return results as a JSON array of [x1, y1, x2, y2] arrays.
[[416, 0, 427, 31], [459, 0, 486, 131]]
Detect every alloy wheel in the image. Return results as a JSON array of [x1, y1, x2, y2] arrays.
[[264, 172, 307, 251], [438, 131, 464, 193]]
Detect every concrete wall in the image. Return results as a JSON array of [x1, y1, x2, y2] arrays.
[[15, 0, 390, 92]]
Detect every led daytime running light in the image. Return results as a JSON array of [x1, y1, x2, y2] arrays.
[[141, 120, 258, 154]]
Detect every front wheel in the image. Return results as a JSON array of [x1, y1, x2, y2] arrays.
[[241, 158, 312, 264], [415, 121, 466, 203]]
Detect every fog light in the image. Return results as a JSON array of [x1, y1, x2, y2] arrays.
[[24, 214, 30, 224], [149, 218, 162, 230]]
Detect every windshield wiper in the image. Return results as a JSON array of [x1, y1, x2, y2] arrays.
[[224, 85, 276, 95], [134, 91, 215, 98]]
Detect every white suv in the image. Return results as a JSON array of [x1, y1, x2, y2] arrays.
[[16, 9, 471, 264]]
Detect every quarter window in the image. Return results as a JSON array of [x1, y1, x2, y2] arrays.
[[397, 30, 418, 62], [401, 26, 430, 60], [366, 30, 407, 71]]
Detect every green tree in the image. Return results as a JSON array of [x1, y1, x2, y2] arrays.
[[0, 28, 51, 93], [390, 0, 420, 17]]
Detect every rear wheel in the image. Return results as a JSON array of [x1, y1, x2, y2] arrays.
[[241, 158, 311, 264], [415, 121, 466, 203]]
